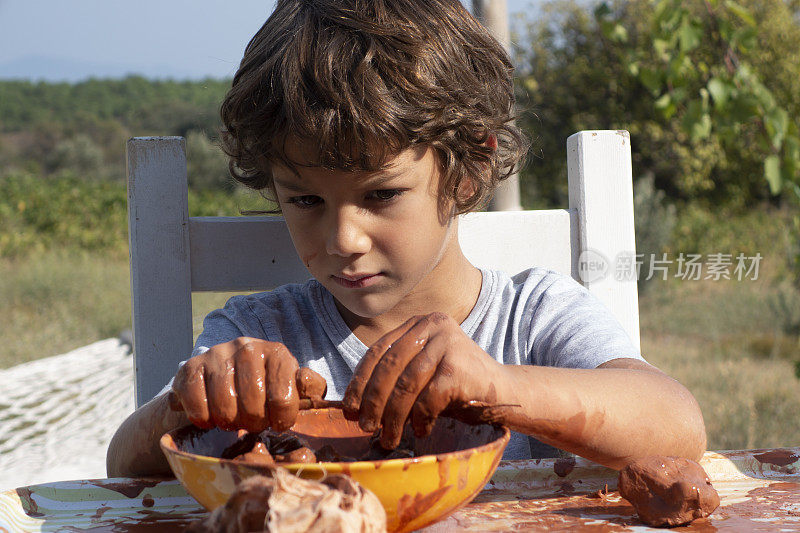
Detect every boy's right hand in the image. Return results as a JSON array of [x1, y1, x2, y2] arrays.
[[172, 337, 300, 433]]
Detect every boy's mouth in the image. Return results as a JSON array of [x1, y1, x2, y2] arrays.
[[331, 273, 382, 289]]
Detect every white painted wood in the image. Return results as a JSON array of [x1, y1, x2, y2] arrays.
[[458, 210, 575, 276], [188, 211, 574, 291], [189, 217, 310, 291], [127, 137, 194, 407], [567, 130, 641, 350]]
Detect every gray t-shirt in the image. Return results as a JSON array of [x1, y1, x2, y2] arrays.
[[191, 267, 643, 460]]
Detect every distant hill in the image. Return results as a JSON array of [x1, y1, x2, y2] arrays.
[[0, 76, 233, 189], [0, 55, 209, 83]]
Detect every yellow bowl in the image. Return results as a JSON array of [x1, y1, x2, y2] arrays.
[[161, 408, 509, 532]]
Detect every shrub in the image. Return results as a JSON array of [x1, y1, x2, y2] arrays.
[[634, 173, 676, 291]]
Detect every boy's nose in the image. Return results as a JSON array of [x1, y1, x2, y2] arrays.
[[325, 207, 371, 257]]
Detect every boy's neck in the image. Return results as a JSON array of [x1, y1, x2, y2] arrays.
[[334, 245, 483, 348]]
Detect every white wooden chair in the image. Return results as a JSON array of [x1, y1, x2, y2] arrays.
[[127, 130, 640, 407]]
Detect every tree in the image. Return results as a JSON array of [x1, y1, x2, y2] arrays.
[[186, 130, 233, 191], [596, 0, 800, 198], [46, 134, 104, 177], [513, 0, 800, 208]]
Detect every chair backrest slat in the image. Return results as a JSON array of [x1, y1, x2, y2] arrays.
[[458, 209, 575, 277], [189, 217, 307, 291], [568, 130, 641, 352], [127, 137, 194, 405], [188, 210, 576, 292]]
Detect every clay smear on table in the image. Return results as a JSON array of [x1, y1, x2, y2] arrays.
[[618, 456, 720, 527]]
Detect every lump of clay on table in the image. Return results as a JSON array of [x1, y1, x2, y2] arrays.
[[618, 456, 720, 527]]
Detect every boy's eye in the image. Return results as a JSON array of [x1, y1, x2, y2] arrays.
[[368, 189, 403, 202], [285, 189, 404, 209], [286, 195, 321, 208]]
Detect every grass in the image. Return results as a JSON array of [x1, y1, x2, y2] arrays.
[[0, 249, 130, 368], [637, 203, 800, 450], [0, 248, 247, 368], [640, 275, 800, 450]]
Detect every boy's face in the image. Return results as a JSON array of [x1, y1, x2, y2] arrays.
[[272, 143, 460, 322]]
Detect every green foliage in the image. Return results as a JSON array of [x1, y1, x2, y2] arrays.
[[186, 130, 234, 190], [633, 172, 676, 292], [0, 173, 272, 259], [514, 0, 800, 208], [596, 0, 800, 195], [0, 172, 129, 257], [766, 281, 800, 338], [0, 76, 230, 135], [670, 201, 789, 260], [0, 77, 232, 187], [45, 134, 104, 176]]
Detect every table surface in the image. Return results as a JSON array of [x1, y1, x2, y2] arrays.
[[1, 447, 798, 532]]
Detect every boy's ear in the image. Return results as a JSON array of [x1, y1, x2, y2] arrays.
[[457, 178, 477, 202], [455, 133, 495, 203]]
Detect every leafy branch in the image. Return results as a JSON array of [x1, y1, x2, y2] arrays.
[[596, 0, 799, 194]]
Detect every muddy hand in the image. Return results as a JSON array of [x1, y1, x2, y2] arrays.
[[342, 312, 506, 450], [170, 366, 335, 415], [171, 337, 305, 433]]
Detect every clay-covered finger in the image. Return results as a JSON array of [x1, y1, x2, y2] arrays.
[[264, 343, 300, 431], [410, 373, 453, 439], [379, 335, 448, 449], [342, 316, 421, 417], [172, 358, 212, 428], [296, 367, 327, 401], [358, 315, 440, 434], [205, 355, 238, 430], [234, 343, 268, 432]]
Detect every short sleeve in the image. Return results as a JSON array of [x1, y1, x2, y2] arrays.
[[154, 296, 267, 395], [527, 272, 642, 369], [193, 295, 267, 356]]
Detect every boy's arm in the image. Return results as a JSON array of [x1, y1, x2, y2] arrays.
[[106, 392, 190, 477], [344, 314, 706, 470], [493, 357, 707, 469]]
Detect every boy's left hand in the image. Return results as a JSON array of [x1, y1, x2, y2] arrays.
[[342, 312, 505, 449]]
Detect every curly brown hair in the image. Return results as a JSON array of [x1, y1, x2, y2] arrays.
[[220, 0, 529, 214]]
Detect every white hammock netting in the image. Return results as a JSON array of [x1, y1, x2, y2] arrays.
[[0, 339, 135, 491]]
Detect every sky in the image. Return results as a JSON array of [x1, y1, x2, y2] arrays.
[[0, 0, 537, 82]]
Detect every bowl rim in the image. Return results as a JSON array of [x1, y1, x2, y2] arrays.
[[159, 409, 511, 472]]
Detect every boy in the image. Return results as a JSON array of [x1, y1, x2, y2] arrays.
[[107, 0, 705, 477]]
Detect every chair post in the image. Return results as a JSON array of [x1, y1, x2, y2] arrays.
[[567, 130, 641, 350], [127, 137, 194, 407]]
